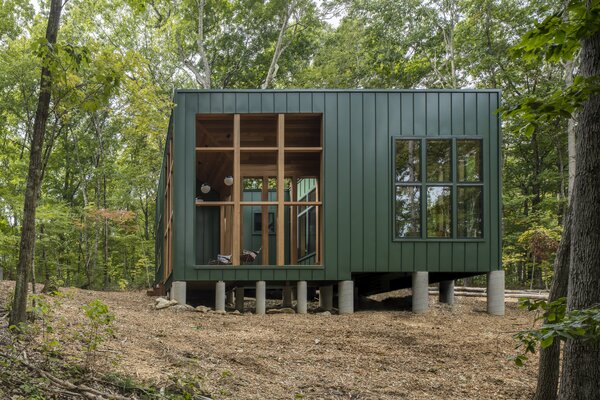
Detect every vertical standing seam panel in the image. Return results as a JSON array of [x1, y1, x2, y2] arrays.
[[300, 93, 312, 112], [465, 93, 477, 135], [375, 93, 389, 272], [167, 93, 186, 281], [261, 93, 274, 112], [337, 93, 351, 279], [287, 92, 300, 113], [249, 93, 261, 113], [426, 92, 438, 136], [451, 93, 464, 135], [236, 92, 249, 113], [184, 93, 198, 279], [350, 93, 364, 272], [388, 93, 402, 271], [414, 93, 426, 136], [210, 93, 223, 113], [490, 93, 500, 270], [439, 93, 452, 136], [362, 93, 376, 272], [477, 93, 491, 271], [223, 93, 235, 113], [274, 93, 286, 113], [400, 93, 414, 272], [324, 93, 338, 280]]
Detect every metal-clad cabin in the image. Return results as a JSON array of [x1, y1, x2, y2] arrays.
[[154, 89, 504, 315]]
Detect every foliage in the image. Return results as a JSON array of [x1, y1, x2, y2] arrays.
[[80, 299, 115, 369], [511, 298, 600, 366]]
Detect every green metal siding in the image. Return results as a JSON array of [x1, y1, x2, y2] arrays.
[[162, 89, 502, 283]]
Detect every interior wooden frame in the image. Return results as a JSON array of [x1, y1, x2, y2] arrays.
[[195, 113, 323, 266]]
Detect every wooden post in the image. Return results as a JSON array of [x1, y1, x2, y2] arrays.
[[220, 206, 225, 253], [232, 114, 241, 265], [262, 176, 269, 265], [277, 114, 285, 266], [290, 177, 298, 264]]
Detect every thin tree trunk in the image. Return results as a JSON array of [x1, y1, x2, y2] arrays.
[[10, 0, 62, 327], [261, 0, 297, 89], [533, 206, 571, 400], [558, 21, 600, 400]]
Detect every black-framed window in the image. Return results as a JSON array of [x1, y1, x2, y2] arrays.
[[253, 212, 275, 234], [393, 138, 483, 240]]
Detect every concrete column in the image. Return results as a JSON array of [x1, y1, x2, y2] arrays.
[[439, 280, 455, 305], [338, 280, 354, 315], [296, 281, 307, 314], [256, 281, 266, 315], [319, 285, 333, 311], [215, 281, 226, 312], [282, 284, 293, 308], [235, 287, 245, 312], [487, 270, 505, 316], [226, 290, 235, 307], [412, 272, 429, 314], [170, 281, 187, 305]]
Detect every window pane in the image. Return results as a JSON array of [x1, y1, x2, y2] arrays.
[[395, 186, 421, 238], [458, 187, 483, 238], [395, 140, 421, 182], [427, 186, 452, 238], [308, 207, 316, 254], [298, 214, 307, 258], [427, 140, 451, 182], [457, 140, 482, 182]]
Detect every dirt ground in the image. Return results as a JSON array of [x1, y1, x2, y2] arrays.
[[0, 281, 538, 399]]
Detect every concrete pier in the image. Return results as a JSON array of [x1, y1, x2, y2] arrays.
[[439, 280, 455, 305], [319, 285, 333, 311], [170, 281, 187, 305], [256, 281, 266, 315], [338, 280, 354, 314], [282, 284, 293, 308], [487, 270, 505, 316], [215, 281, 226, 312], [412, 272, 429, 314], [235, 287, 245, 312], [296, 281, 307, 314]]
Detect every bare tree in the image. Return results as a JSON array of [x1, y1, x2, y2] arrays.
[[10, 0, 64, 327], [180, 0, 212, 89]]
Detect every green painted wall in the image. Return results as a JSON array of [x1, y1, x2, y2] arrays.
[[161, 89, 502, 283]]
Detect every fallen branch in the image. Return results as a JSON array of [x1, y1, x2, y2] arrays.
[[0, 350, 132, 400]]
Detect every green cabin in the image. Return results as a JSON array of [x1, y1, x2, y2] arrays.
[[154, 89, 504, 314]]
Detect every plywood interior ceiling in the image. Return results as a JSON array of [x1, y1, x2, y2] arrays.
[[196, 113, 322, 199]]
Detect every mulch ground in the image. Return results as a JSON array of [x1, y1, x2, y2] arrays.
[[0, 281, 538, 399]]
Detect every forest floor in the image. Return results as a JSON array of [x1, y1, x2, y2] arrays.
[[0, 280, 539, 400]]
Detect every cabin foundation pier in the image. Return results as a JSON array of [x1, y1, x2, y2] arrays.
[[256, 281, 266, 315], [439, 280, 455, 305], [170, 281, 187, 305], [282, 284, 293, 308], [296, 281, 307, 314], [487, 270, 505, 316], [235, 287, 245, 312], [412, 272, 429, 314], [319, 285, 333, 311], [338, 280, 354, 315], [215, 281, 226, 312]]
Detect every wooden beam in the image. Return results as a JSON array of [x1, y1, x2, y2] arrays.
[[196, 201, 234, 206], [232, 114, 241, 265], [220, 206, 225, 253], [290, 177, 298, 264], [261, 177, 269, 265], [284, 147, 323, 152], [277, 114, 285, 266], [317, 117, 323, 265], [195, 147, 234, 152]]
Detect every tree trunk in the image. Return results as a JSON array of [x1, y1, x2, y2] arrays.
[[558, 23, 600, 400], [533, 206, 571, 400], [9, 0, 62, 327]]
